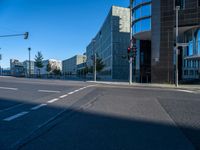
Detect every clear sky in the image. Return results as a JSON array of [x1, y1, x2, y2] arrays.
[[0, 0, 129, 68]]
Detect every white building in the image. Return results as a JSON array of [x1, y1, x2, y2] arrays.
[[34, 59, 62, 75]]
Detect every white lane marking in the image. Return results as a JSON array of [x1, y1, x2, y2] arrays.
[[38, 90, 61, 93], [177, 89, 195, 93], [0, 87, 18, 91], [30, 104, 47, 110], [74, 89, 79, 92], [47, 98, 59, 103], [68, 91, 75, 95], [3, 111, 29, 121], [59, 94, 68, 99]]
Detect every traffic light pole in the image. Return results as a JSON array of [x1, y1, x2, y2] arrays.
[[28, 47, 31, 78], [129, 0, 133, 85], [175, 6, 180, 87]]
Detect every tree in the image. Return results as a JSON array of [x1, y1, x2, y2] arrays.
[[35, 51, 44, 77], [46, 62, 52, 78], [53, 67, 61, 76]]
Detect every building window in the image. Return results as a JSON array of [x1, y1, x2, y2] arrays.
[[175, 0, 185, 9], [199, 0, 200, 7]]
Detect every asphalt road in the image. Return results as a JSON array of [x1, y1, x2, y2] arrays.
[[0, 77, 200, 150]]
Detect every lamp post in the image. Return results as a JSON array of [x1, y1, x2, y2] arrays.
[[92, 39, 96, 82], [28, 47, 31, 78], [175, 6, 180, 87], [129, 0, 133, 84]]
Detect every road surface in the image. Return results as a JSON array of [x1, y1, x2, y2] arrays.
[[0, 77, 200, 150]]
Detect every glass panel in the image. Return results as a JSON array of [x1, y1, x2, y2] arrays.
[[197, 29, 200, 54], [175, 0, 185, 9], [188, 41, 193, 56], [135, 7, 141, 19], [133, 0, 151, 7], [141, 4, 151, 17], [141, 18, 151, 31]]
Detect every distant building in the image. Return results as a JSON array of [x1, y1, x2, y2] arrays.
[[62, 55, 86, 75], [86, 6, 130, 80], [23, 60, 35, 77], [34, 59, 62, 75], [10, 59, 25, 77], [2, 68, 11, 76]]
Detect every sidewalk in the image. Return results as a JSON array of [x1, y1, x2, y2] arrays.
[[87, 81, 200, 90]]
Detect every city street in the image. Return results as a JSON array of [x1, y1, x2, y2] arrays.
[[0, 77, 200, 150]]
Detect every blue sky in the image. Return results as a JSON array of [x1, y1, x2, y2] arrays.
[[0, 0, 128, 68]]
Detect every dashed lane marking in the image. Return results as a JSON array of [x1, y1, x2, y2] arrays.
[[68, 91, 75, 95], [38, 90, 61, 93], [59, 94, 68, 99], [47, 98, 59, 103], [2, 84, 97, 121], [0, 86, 18, 91], [177, 89, 196, 94], [30, 104, 47, 110], [3, 111, 29, 121]]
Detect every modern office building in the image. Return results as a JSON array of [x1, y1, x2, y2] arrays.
[[86, 6, 130, 80], [132, 0, 200, 83], [62, 55, 86, 75]]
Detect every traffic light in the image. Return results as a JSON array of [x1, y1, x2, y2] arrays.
[[127, 47, 131, 60], [133, 47, 137, 58], [24, 32, 29, 39]]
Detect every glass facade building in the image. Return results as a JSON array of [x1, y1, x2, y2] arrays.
[[133, 0, 152, 34], [182, 28, 200, 79], [132, 0, 200, 83]]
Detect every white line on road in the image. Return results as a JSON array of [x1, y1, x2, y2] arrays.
[[47, 98, 59, 103], [38, 90, 61, 93], [3, 111, 29, 121], [30, 104, 47, 110], [177, 89, 195, 93], [59, 94, 68, 99], [68, 91, 75, 95], [0, 86, 18, 91]]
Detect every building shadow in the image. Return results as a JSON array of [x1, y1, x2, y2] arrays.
[[0, 97, 199, 150]]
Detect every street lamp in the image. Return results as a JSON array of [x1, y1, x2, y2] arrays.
[[175, 6, 180, 87], [28, 47, 31, 78], [129, 0, 133, 84], [92, 39, 96, 82]]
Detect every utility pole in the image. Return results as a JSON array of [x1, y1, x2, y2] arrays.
[[92, 39, 96, 82], [129, 0, 133, 85], [28, 47, 31, 78], [175, 6, 180, 87]]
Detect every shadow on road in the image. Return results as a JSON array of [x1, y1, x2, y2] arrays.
[[0, 97, 199, 150]]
